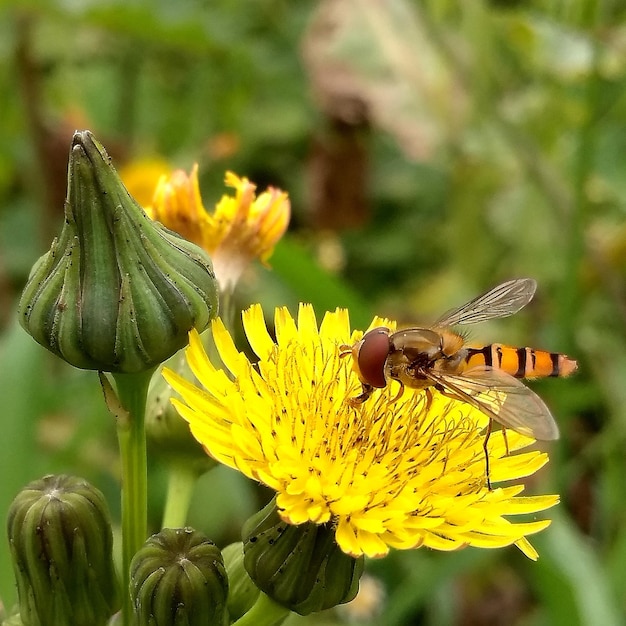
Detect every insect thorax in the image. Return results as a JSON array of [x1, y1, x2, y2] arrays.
[[386, 328, 468, 388], [386, 328, 440, 388]]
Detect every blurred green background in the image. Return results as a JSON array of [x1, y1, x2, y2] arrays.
[[1, 1, 625, 624]]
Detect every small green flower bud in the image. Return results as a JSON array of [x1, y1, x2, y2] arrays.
[[2, 612, 24, 626], [146, 353, 216, 473], [130, 527, 228, 626], [106, 611, 123, 626], [6, 474, 119, 626], [242, 499, 364, 616], [221, 542, 260, 620], [18, 130, 218, 373], [0, 613, 25, 626], [0, 603, 22, 626]]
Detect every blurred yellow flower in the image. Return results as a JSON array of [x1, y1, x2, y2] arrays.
[[207, 172, 290, 290], [164, 304, 558, 561], [120, 157, 172, 209], [145, 167, 290, 291], [339, 574, 385, 623], [145, 164, 209, 250]]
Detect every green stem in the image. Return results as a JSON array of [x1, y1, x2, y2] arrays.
[[113, 368, 155, 625], [231, 593, 290, 626], [220, 287, 236, 335], [161, 463, 197, 529]]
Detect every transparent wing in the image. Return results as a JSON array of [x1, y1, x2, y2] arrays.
[[422, 365, 559, 440], [433, 278, 537, 328]]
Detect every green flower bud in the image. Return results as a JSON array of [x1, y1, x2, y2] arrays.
[[18, 130, 218, 373], [146, 353, 216, 473], [6, 474, 119, 626], [2, 612, 24, 626], [0, 603, 22, 626], [106, 612, 122, 626], [221, 542, 260, 620], [242, 499, 364, 616], [130, 527, 228, 626]]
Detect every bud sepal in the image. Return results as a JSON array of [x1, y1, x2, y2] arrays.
[[242, 498, 364, 615]]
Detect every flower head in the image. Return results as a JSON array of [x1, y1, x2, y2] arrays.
[[165, 304, 558, 561], [146, 168, 290, 291]]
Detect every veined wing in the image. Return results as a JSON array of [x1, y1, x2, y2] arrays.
[[433, 278, 537, 328], [422, 365, 559, 441]]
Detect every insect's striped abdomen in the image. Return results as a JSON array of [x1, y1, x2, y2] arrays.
[[465, 344, 577, 379]]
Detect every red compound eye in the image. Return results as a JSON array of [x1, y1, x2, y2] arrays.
[[356, 327, 391, 388]]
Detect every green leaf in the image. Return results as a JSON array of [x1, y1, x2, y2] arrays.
[[271, 237, 373, 330], [531, 512, 622, 626]]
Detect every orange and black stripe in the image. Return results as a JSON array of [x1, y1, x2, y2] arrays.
[[464, 343, 577, 379]]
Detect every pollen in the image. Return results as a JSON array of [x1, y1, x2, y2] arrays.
[[164, 304, 559, 560]]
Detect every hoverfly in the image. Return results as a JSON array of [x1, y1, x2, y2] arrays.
[[340, 278, 577, 488]]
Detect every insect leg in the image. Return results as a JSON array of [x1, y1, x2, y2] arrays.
[[483, 419, 493, 490], [502, 427, 510, 456], [389, 380, 405, 404], [347, 383, 374, 407], [423, 387, 434, 413], [338, 344, 352, 358]]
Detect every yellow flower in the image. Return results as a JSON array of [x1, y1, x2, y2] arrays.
[[146, 167, 290, 291], [120, 157, 172, 209], [205, 172, 290, 291], [339, 574, 385, 623], [145, 164, 209, 250], [164, 304, 559, 561]]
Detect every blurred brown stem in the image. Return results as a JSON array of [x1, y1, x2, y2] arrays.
[[15, 12, 64, 247]]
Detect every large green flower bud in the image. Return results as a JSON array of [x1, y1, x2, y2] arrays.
[[6, 474, 119, 626], [130, 527, 228, 626], [18, 130, 218, 373], [242, 499, 364, 616], [221, 542, 260, 621], [146, 352, 216, 474]]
